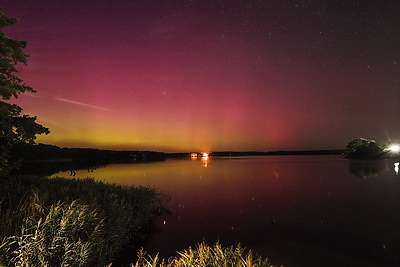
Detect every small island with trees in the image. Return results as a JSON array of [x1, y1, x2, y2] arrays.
[[344, 137, 400, 160]]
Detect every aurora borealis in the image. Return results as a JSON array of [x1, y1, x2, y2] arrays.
[[1, 0, 399, 152]]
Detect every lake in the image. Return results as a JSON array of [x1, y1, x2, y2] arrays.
[[51, 155, 400, 267]]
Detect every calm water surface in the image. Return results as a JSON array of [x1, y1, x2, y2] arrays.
[[52, 155, 400, 267]]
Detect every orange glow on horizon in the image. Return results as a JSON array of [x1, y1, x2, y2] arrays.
[[202, 152, 209, 158]]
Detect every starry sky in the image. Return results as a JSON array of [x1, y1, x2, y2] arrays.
[[1, 0, 399, 152]]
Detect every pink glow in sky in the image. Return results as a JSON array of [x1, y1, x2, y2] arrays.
[[2, 0, 400, 152]]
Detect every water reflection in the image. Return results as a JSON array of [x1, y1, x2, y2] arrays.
[[348, 159, 400, 178], [14, 160, 105, 176], [348, 160, 387, 178], [201, 156, 209, 167], [47, 156, 400, 266], [190, 152, 210, 167]]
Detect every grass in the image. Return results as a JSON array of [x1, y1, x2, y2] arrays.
[[3, 201, 103, 266], [0, 175, 169, 266], [132, 242, 280, 267]]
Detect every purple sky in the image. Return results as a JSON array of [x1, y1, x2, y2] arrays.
[[1, 0, 400, 152]]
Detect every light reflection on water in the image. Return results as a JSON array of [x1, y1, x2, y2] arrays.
[[51, 156, 400, 267]]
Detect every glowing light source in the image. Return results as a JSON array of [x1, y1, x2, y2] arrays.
[[202, 152, 209, 158], [191, 153, 198, 158], [389, 144, 400, 153]]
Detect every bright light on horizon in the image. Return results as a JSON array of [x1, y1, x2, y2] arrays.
[[389, 144, 400, 153]]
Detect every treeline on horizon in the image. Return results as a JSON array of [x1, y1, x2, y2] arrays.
[[12, 143, 344, 162], [169, 149, 344, 157], [10, 143, 167, 176]]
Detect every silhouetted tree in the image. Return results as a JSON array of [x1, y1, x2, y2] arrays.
[[344, 138, 385, 159], [0, 12, 49, 174]]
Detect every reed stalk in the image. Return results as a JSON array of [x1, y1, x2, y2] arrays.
[[0, 175, 168, 266], [133, 242, 281, 267]]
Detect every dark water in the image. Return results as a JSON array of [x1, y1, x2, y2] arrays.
[[51, 155, 400, 267]]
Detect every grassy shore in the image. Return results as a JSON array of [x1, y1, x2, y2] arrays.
[[0, 175, 168, 266], [133, 242, 279, 267]]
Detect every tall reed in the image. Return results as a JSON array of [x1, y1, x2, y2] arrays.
[[4, 201, 104, 266], [0, 175, 168, 266], [133, 242, 280, 267]]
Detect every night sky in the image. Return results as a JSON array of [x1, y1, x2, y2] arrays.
[[1, 0, 400, 152]]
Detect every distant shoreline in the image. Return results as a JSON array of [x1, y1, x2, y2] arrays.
[[168, 150, 344, 158], [13, 143, 344, 162]]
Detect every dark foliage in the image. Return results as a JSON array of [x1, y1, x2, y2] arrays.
[[344, 138, 386, 159], [0, 12, 49, 174]]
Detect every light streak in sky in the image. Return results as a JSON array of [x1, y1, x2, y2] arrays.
[[54, 97, 115, 112], [155, 76, 172, 82]]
